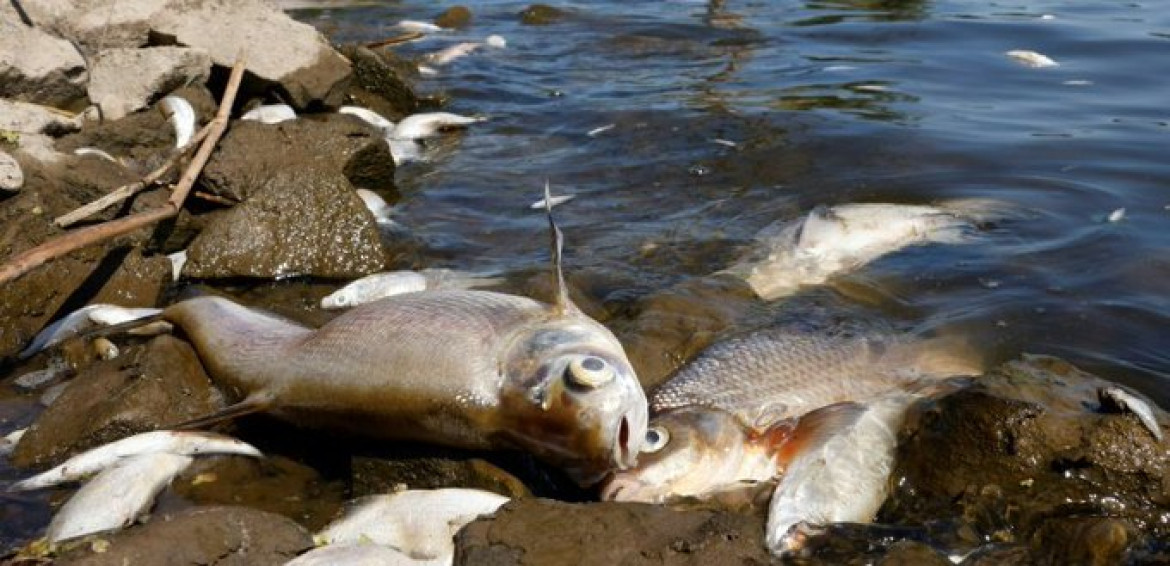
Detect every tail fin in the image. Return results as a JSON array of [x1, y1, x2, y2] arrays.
[[938, 198, 1020, 225]]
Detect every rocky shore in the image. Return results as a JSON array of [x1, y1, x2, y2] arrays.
[[1, 1, 1168, 565]]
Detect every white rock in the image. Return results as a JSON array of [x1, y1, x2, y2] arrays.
[[87, 47, 212, 120], [0, 17, 88, 106], [0, 149, 22, 192]]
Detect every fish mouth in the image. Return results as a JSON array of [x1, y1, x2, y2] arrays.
[[613, 415, 631, 469]]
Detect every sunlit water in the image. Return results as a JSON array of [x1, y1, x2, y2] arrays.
[[297, 0, 1170, 403]]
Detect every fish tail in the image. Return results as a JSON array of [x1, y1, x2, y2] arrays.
[[937, 198, 1018, 225]]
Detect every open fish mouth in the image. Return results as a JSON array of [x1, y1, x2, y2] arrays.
[[614, 415, 632, 469]]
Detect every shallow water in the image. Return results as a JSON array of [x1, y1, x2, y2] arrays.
[[293, 0, 1170, 404]]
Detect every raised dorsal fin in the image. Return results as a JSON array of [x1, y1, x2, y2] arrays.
[[544, 179, 574, 315]]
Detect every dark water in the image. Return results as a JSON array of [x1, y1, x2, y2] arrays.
[[294, 0, 1170, 405]]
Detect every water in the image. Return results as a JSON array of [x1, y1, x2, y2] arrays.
[[292, 0, 1170, 405]]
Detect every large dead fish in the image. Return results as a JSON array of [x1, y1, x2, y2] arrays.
[[720, 200, 1010, 301], [603, 328, 977, 503], [54, 190, 647, 485]]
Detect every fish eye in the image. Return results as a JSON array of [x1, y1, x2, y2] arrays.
[[565, 356, 615, 388], [643, 426, 670, 453]]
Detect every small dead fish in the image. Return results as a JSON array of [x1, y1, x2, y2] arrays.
[[19, 304, 168, 359], [529, 194, 575, 210], [428, 42, 483, 66], [13, 359, 70, 391], [339, 106, 396, 132], [1107, 207, 1126, 223], [72, 147, 119, 163], [168, 250, 188, 281], [587, 124, 615, 137], [320, 269, 506, 309], [10, 430, 261, 491], [390, 112, 486, 140], [160, 95, 196, 149], [241, 104, 297, 124], [767, 394, 918, 555], [720, 200, 1013, 301], [395, 20, 444, 33], [0, 428, 26, 457], [1006, 49, 1059, 68], [316, 488, 509, 562], [287, 543, 426, 566], [355, 188, 399, 228], [46, 452, 193, 543], [1099, 386, 1163, 441]]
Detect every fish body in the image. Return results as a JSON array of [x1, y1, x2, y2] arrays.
[[316, 488, 509, 562], [10, 430, 262, 491], [160, 95, 195, 149], [287, 543, 430, 566], [320, 269, 505, 309], [428, 42, 483, 66], [45, 452, 193, 543], [722, 201, 1008, 301], [390, 112, 485, 141], [241, 104, 297, 124], [339, 106, 395, 133], [19, 303, 167, 359], [162, 289, 647, 484]]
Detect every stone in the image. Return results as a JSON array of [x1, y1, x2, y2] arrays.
[[0, 99, 83, 136], [87, 46, 212, 120], [338, 46, 420, 120], [182, 167, 389, 279], [519, 4, 568, 26], [0, 18, 88, 107], [435, 6, 473, 29], [1, 0, 160, 50], [0, 149, 22, 192]]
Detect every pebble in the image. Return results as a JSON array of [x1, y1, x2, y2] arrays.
[[0, 149, 23, 193]]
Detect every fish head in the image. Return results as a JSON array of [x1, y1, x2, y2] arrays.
[[601, 407, 785, 503], [497, 316, 649, 486]]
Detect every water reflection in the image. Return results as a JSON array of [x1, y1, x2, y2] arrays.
[[795, 0, 930, 25]]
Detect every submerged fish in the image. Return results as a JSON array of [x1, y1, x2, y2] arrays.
[[720, 200, 1010, 301], [320, 269, 506, 309], [315, 488, 509, 564]]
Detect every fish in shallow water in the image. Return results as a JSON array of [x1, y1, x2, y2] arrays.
[[604, 328, 976, 506], [320, 268, 505, 309], [64, 195, 647, 485], [720, 200, 1011, 301]]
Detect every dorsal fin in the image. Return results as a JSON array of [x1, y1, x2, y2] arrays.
[[544, 179, 573, 315]]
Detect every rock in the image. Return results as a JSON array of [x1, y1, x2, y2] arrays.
[[2, 0, 160, 51], [202, 114, 396, 202], [519, 4, 568, 26], [883, 355, 1170, 559], [0, 18, 87, 107], [54, 506, 313, 565], [10, 336, 226, 469], [182, 167, 389, 279], [337, 46, 420, 120], [0, 149, 21, 192], [150, 0, 351, 110], [0, 99, 83, 136], [455, 499, 772, 565], [87, 47, 212, 120], [351, 454, 531, 499], [435, 6, 473, 29]]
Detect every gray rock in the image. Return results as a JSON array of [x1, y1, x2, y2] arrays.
[[87, 46, 211, 120], [150, 0, 351, 109], [0, 149, 22, 192], [1, 0, 160, 50], [0, 98, 83, 136], [183, 167, 389, 279], [0, 18, 88, 106]]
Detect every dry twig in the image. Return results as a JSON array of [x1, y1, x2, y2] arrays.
[[0, 57, 247, 285]]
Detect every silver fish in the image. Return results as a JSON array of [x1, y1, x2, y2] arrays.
[[160, 95, 196, 149], [315, 488, 509, 563], [721, 200, 1011, 301], [241, 104, 297, 124], [19, 304, 169, 359], [339, 106, 395, 133], [320, 269, 506, 309], [286, 543, 430, 566], [389, 112, 486, 141]]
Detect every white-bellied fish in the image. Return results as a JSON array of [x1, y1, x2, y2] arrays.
[[241, 104, 297, 124], [18, 304, 171, 359], [720, 200, 1011, 301], [286, 543, 428, 566], [160, 95, 196, 149], [320, 269, 505, 309]]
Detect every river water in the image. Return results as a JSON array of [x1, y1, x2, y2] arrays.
[[293, 0, 1170, 405]]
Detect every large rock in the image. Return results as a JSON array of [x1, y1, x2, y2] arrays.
[[182, 167, 389, 279], [0, 99, 83, 136], [0, 18, 87, 107], [202, 114, 396, 202], [87, 46, 211, 120], [55, 506, 313, 565], [455, 499, 772, 565], [2, 0, 159, 50], [10, 335, 227, 469]]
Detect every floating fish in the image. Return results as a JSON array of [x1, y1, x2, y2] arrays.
[[320, 269, 506, 309], [529, 194, 575, 210], [315, 488, 509, 563], [10, 430, 262, 491], [587, 124, 615, 137], [339, 106, 396, 133], [427, 36, 505, 67], [389, 112, 486, 141], [720, 200, 1011, 301], [45, 452, 193, 543], [160, 95, 196, 149], [240, 104, 297, 124], [395, 20, 445, 34], [18, 304, 171, 359], [1006, 49, 1059, 68]]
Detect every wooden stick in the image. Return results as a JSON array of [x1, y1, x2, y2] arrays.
[[364, 31, 424, 49], [54, 124, 213, 228], [0, 57, 247, 285]]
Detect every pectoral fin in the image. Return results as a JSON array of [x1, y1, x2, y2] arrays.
[[768, 402, 865, 466], [173, 391, 275, 430]]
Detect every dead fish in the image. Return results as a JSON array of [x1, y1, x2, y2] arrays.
[[339, 106, 396, 133], [767, 394, 918, 555], [316, 488, 509, 562], [287, 543, 427, 566], [13, 359, 71, 391], [72, 147, 119, 163], [649, 328, 980, 428], [389, 112, 486, 141], [355, 188, 401, 228], [241, 104, 297, 124], [1, 428, 26, 457], [168, 249, 188, 281], [428, 42, 484, 66], [10, 430, 261, 491], [720, 200, 1012, 301], [160, 95, 196, 149], [125, 196, 647, 484], [18, 304, 170, 359], [1006, 49, 1059, 68], [46, 452, 193, 543], [395, 20, 445, 34], [1099, 386, 1163, 441], [530, 194, 575, 210], [320, 269, 506, 309]]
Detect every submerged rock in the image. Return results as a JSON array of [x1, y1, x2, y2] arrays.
[[519, 4, 569, 26], [87, 46, 212, 120], [455, 498, 772, 565], [435, 6, 473, 29]]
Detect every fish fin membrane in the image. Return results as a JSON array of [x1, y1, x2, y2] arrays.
[[937, 198, 1020, 225], [172, 391, 275, 430], [897, 334, 985, 379], [774, 402, 866, 465]]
